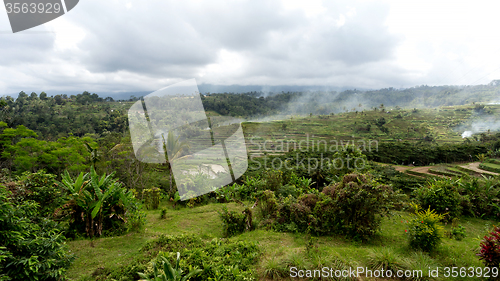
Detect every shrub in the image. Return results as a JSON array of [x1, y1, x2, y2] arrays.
[[160, 207, 167, 219], [218, 206, 251, 237], [273, 173, 397, 240], [289, 193, 319, 233], [406, 204, 444, 252], [143, 187, 161, 210], [276, 184, 302, 198], [0, 186, 74, 280], [477, 226, 500, 267], [15, 170, 65, 217], [257, 190, 279, 220], [456, 176, 500, 219], [263, 169, 283, 191], [413, 178, 462, 221], [451, 225, 466, 241], [315, 173, 395, 240]]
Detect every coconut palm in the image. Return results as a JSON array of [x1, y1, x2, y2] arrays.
[[162, 131, 189, 193]]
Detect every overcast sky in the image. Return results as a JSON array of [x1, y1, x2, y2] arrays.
[[1, 0, 500, 95]]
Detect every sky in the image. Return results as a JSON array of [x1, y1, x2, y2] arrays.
[[1, 0, 500, 95]]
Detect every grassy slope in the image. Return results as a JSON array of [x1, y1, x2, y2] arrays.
[[67, 200, 496, 281]]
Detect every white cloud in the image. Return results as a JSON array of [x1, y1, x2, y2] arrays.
[[0, 0, 500, 95]]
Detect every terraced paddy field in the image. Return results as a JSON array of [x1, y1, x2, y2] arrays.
[[240, 103, 499, 157]]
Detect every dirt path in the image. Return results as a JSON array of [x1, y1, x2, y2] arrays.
[[459, 162, 499, 176], [394, 166, 411, 173], [411, 166, 445, 177], [392, 165, 440, 178]]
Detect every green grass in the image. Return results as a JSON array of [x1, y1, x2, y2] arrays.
[[66, 199, 498, 280], [479, 162, 500, 173]]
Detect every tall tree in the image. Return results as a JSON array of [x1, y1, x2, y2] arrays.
[[162, 131, 189, 193]]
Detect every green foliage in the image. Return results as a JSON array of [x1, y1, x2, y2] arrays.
[[479, 162, 500, 173], [371, 163, 426, 192], [0, 186, 74, 280], [256, 190, 279, 222], [0, 124, 98, 175], [138, 252, 202, 281], [477, 226, 500, 268], [367, 248, 406, 273], [456, 176, 500, 219], [406, 204, 444, 252], [263, 258, 288, 279], [0, 91, 127, 139], [413, 178, 462, 221], [14, 170, 65, 217], [218, 206, 252, 237], [143, 187, 161, 210], [313, 173, 396, 240], [160, 207, 167, 219], [450, 225, 466, 241], [94, 234, 260, 281], [364, 141, 489, 166], [59, 167, 144, 238], [477, 153, 488, 163], [263, 169, 283, 192], [272, 173, 397, 241]]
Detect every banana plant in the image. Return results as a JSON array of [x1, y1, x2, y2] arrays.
[[59, 167, 132, 237], [138, 252, 202, 281]]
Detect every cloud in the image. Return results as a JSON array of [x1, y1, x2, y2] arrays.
[[0, 0, 499, 94]]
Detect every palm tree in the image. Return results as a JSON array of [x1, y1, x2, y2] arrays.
[[84, 142, 100, 170], [162, 131, 190, 193]]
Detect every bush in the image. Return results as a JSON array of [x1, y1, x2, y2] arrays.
[[263, 170, 283, 191], [143, 187, 160, 210], [450, 225, 466, 241], [218, 206, 249, 237], [406, 204, 444, 252], [15, 170, 65, 217], [276, 173, 398, 241], [477, 226, 500, 267], [257, 190, 279, 221], [413, 178, 463, 221], [160, 207, 167, 219], [457, 176, 500, 219], [314, 173, 396, 240], [0, 186, 74, 280]]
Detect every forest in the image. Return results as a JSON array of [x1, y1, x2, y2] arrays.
[[2, 86, 500, 280]]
